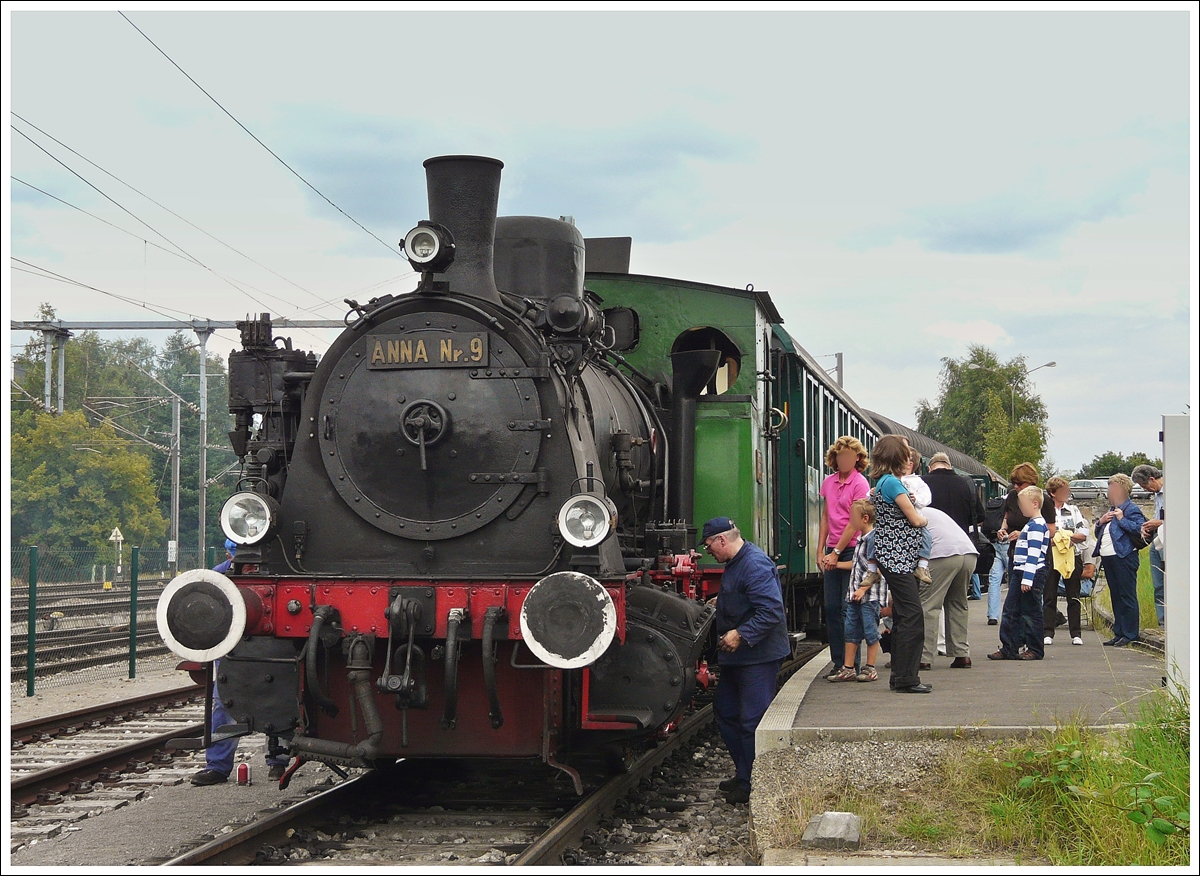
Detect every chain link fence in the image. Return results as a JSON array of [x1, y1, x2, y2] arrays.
[[10, 545, 216, 696]]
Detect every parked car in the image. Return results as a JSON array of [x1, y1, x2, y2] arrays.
[[1068, 479, 1106, 499]]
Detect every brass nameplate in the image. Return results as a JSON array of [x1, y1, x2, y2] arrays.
[[367, 332, 488, 369]]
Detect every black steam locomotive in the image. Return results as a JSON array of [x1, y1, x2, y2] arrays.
[[157, 156, 719, 791]]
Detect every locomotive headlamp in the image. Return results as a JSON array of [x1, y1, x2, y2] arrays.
[[557, 494, 617, 548], [220, 492, 279, 546], [402, 221, 455, 272]]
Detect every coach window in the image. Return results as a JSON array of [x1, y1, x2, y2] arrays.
[[673, 327, 741, 395]]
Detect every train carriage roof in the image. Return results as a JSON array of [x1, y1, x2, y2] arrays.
[[863, 409, 1007, 484], [584, 272, 785, 325], [770, 325, 880, 431]]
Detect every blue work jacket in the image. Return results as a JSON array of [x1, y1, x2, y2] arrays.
[[1092, 499, 1147, 560], [714, 541, 791, 666]]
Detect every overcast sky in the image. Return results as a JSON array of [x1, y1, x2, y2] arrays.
[[4, 5, 1196, 474]]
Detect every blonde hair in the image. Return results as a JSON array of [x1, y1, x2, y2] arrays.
[[1046, 476, 1069, 494], [1010, 463, 1039, 487], [850, 498, 876, 525], [1108, 473, 1134, 500], [1018, 485, 1043, 506], [825, 436, 869, 473]]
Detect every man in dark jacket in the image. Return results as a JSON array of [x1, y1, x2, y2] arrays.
[[923, 453, 983, 533], [923, 453, 986, 600], [700, 517, 790, 805]]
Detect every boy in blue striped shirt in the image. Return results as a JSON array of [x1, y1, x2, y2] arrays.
[[989, 486, 1049, 661]]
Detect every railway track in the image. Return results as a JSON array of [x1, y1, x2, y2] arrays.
[[164, 642, 825, 866], [10, 685, 206, 823]]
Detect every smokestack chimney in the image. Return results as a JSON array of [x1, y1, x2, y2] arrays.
[[423, 155, 504, 306]]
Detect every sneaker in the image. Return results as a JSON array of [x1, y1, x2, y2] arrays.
[[914, 566, 933, 584], [987, 618, 999, 626], [827, 665, 858, 682], [860, 570, 882, 588], [190, 769, 228, 786], [856, 665, 878, 683], [1072, 637, 1083, 646], [1044, 636, 1053, 645]]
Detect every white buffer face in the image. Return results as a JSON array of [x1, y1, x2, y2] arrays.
[[519, 571, 617, 669], [156, 568, 247, 662]]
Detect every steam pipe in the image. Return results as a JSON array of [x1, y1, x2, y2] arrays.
[[482, 606, 505, 730], [667, 350, 722, 524], [291, 637, 383, 766], [306, 605, 339, 717], [442, 608, 466, 729]]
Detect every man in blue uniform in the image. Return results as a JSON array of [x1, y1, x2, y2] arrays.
[[192, 541, 289, 785], [700, 517, 790, 805]]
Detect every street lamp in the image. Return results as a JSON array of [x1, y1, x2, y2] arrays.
[[967, 361, 1056, 426]]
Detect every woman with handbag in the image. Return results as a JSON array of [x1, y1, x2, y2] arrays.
[[1043, 477, 1088, 646], [1094, 473, 1148, 648]]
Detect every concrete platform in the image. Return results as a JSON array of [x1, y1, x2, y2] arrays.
[[759, 595, 1166, 751]]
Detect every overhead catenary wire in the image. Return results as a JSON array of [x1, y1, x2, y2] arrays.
[[13, 176, 236, 275], [11, 258, 200, 321], [12, 112, 330, 307], [119, 11, 403, 261], [12, 128, 328, 345]]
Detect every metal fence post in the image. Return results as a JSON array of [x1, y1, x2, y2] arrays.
[[129, 546, 140, 679], [206, 546, 216, 570], [26, 546, 38, 697]]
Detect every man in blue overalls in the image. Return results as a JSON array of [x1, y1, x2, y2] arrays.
[[700, 517, 790, 805], [191, 541, 289, 785]]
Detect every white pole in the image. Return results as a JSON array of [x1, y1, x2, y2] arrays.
[[1161, 415, 1190, 696], [195, 326, 214, 556], [171, 396, 181, 575]]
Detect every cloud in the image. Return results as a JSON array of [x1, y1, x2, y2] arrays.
[[847, 122, 1187, 256], [270, 106, 753, 247], [922, 319, 1012, 347]]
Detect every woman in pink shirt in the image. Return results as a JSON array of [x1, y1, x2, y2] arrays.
[[818, 436, 871, 676]]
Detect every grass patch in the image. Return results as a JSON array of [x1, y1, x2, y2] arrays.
[[755, 685, 1190, 864]]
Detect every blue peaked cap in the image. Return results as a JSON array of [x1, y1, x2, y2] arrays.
[[697, 517, 735, 549]]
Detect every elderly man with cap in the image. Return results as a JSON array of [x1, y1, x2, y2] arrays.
[[700, 517, 790, 805], [923, 452, 986, 599]]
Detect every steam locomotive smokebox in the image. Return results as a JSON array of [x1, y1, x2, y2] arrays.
[[586, 584, 715, 729]]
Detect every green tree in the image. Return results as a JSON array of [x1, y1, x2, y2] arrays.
[[10, 410, 169, 555], [1077, 451, 1163, 480], [980, 391, 1047, 482], [916, 344, 1050, 464], [10, 310, 238, 557]]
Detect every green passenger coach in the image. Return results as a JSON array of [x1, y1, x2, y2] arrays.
[[584, 268, 881, 635]]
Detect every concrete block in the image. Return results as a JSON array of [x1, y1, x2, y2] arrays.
[[801, 811, 861, 850]]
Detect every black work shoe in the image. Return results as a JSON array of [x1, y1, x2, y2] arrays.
[[718, 777, 741, 792], [894, 683, 933, 693], [190, 769, 228, 786], [725, 786, 751, 805]]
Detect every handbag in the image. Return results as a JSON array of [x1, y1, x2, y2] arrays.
[[971, 526, 995, 577]]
